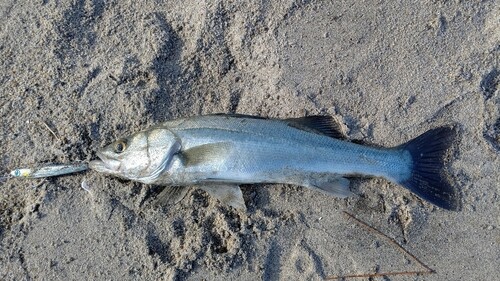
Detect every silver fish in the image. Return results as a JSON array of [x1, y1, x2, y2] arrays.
[[89, 114, 459, 210]]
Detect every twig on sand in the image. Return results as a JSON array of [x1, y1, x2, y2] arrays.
[[39, 119, 60, 141], [325, 211, 435, 280]]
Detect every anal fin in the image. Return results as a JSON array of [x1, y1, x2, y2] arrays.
[[308, 176, 353, 198], [199, 184, 246, 211]]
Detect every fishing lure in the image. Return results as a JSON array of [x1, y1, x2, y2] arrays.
[[8, 163, 88, 179]]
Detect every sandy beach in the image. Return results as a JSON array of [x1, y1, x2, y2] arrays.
[[1, 0, 499, 280]]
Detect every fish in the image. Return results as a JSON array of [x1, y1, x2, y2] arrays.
[[89, 114, 460, 211]]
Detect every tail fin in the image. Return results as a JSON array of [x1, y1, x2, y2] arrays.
[[399, 126, 460, 210]]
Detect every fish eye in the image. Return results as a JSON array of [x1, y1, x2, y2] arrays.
[[114, 140, 127, 153]]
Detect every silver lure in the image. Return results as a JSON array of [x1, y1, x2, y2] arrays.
[[89, 115, 459, 211]]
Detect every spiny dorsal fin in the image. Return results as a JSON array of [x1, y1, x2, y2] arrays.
[[285, 116, 347, 139], [181, 142, 233, 167]]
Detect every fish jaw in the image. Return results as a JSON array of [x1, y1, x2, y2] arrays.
[[89, 152, 122, 175]]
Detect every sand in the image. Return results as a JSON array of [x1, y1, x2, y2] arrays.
[[0, 0, 499, 280]]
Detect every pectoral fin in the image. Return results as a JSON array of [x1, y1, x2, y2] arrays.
[[308, 177, 353, 198], [181, 142, 233, 167], [199, 184, 246, 211], [153, 186, 191, 207]]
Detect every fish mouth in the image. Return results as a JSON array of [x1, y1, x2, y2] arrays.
[[89, 152, 121, 174]]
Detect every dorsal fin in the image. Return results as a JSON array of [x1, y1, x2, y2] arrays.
[[209, 113, 267, 120], [285, 116, 347, 139], [208, 113, 347, 139]]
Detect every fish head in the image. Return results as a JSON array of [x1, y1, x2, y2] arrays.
[[89, 128, 180, 183]]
